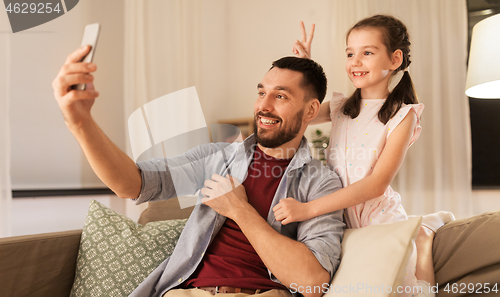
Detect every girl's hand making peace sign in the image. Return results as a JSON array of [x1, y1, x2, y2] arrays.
[[292, 21, 315, 59]]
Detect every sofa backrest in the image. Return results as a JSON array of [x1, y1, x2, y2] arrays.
[[138, 198, 195, 225]]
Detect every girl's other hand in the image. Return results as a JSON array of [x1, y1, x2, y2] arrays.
[[273, 197, 311, 225], [292, 21, 315, 59]]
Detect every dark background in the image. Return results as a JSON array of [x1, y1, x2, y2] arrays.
[[467, 0, 500, 188]]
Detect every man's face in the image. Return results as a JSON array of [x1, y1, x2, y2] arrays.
[[253, 67, 308, 149]]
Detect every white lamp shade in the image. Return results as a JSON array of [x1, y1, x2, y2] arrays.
[[465, 13, 500, 99]]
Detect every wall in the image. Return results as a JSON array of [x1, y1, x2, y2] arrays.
[[206, 0, 337, 124], [9, 0, 125, 190], [6, 0, 128, 236], [11, 195, 124, 237]]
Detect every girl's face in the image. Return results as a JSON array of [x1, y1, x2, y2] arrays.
[[345, 28, 400, 99]]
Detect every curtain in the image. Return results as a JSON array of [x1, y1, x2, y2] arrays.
[[0, 18, 12, 237], [123, 0, 204, 221], [328, 0, 473, 219]]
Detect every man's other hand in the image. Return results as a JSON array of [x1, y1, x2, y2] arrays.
[[201, 174, 250, 219]]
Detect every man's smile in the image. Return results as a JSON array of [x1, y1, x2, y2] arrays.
[[257, 114, 281, 128], [260, 117, 279, 126]]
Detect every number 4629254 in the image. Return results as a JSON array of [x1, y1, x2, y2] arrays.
[[443, 283, 498, 294], [6, 2, 61, 14]]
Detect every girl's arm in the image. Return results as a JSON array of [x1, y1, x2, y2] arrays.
[[274, 110, 417, 225], [292, 21, 331, 125], [311, 92, 344, 125]]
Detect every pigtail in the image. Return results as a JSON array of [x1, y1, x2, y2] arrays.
[[378, 71, 418, 124], [342, 88, 362, 119]]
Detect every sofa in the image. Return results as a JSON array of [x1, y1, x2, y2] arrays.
[[1, 198, 499, 297]]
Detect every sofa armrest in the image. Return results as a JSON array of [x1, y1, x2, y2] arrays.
[[433, 211, 500, 296], [0, 230, 82, 297]]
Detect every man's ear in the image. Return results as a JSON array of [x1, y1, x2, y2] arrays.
[[304, 99, 321, 122]]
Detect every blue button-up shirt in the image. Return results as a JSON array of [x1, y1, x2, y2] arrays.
[[130, 135, 344, 297]]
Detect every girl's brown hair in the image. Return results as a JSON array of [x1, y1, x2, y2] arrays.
[[342, 14, 418, 124]]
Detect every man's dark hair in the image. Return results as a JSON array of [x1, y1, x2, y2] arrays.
[[271, 57, 327, 103]]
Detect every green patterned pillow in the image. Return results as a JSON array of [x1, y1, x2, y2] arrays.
[[70, 200, 187, 297]]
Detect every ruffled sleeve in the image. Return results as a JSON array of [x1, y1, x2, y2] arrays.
[[329, 92, 345, 121], [387, 103, 424, 147]]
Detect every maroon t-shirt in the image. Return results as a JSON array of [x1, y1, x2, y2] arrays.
[[183, 146, 291, 290]]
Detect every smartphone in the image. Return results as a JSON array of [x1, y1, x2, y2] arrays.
[[72, 23, 100, 91]]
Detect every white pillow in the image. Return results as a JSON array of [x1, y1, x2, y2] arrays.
[[325, 217, 421, 297]]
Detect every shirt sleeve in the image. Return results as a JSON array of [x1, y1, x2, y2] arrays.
[[134, 144, 218, 204], [387, 103, 424, 147], [296, 168, 345, 279]]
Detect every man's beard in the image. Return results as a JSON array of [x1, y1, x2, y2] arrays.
[[253, 109, 303, 148]]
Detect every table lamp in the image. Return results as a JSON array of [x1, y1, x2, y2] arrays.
[[465, 13, 500, 99]]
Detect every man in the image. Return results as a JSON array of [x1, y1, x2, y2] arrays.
[[52, 45, 344, 297]]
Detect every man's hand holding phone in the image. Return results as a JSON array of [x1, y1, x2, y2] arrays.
[[51, 24, 143, 199], [52, 45, 99, 131]]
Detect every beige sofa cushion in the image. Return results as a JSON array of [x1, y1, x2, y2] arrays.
[[324, 217, 421, 297]]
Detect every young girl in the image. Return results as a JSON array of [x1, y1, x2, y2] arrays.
[[273, 15, 454, 296]]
